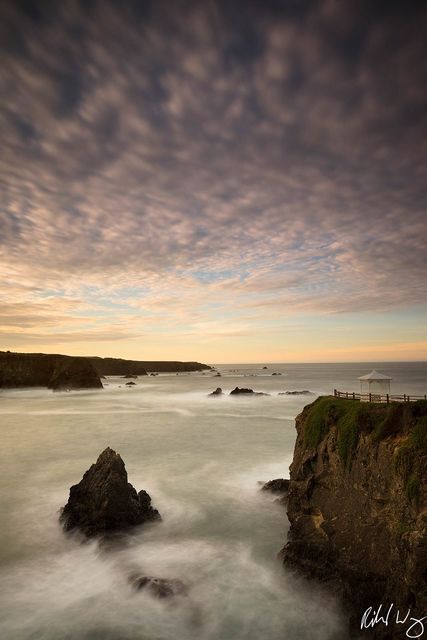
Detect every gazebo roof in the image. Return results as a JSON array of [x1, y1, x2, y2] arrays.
[[358, 369, 392, 381]]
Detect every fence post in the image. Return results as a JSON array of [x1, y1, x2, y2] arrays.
[[404, 394, 406, 402], [386, 394, 389, 404], [369, 392, 372, 402], [353, 392, 355, 400], [334, 389, 336, 397]]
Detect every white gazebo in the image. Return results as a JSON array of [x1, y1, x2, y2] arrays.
[[358, 370, 392, 398]]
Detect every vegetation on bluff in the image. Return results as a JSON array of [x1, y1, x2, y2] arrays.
[[303, 396, 427, 468]]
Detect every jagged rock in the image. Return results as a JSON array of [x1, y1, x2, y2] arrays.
[[208, 387, 223, 396], [60, 447, 160, 537], [129, 574, 189, 598], [230, 387, 270, 396], [278, 390, 313, 395], [125, 381, 136, 386], [261, 478, 290, 494], [48, 358, 103, 391]]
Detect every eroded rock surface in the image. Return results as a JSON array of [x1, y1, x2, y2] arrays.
[[282, 396, 427, 637], [60, 447, 160, 537]]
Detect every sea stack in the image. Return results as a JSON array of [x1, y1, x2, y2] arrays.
[[60, 447, 160, 537]]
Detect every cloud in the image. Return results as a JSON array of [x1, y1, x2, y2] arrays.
[[0, 0, 426, 354]]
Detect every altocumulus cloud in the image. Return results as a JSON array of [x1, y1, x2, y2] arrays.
[[0, 0, 426, 350]]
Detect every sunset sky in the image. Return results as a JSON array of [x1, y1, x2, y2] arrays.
[[1, 0, 426, 363]]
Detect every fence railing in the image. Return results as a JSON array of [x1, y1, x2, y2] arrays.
[[334, 389, 427, 403]]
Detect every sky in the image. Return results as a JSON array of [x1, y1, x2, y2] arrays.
[[0, 0, 426, 363]]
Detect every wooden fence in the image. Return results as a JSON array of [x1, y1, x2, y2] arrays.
[[334, 389, 427, 403]]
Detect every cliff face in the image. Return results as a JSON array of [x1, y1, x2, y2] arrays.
[[0, 351, 211, 388], [282, 396, 427, 637], [0, 352, 102, 390], [90, 357, 211, 375]]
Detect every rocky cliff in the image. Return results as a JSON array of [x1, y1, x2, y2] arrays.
[[0, 350, 211, 388], [0, 351, 102, 390], [282, 396, 426, 638], [90, 357, 211, 375]]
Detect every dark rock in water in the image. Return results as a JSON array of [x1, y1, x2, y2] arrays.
[[60, 447, 160, 537], [209, 387, 223, 396], [261, 478, 290, 494], [262, 366, 268, 369], [271, 372, 282, 376], [278, 390, 313, 395], [214, 372, 222, 377], [129, 574, 189, 598], [230, 387, 270, 396], [150, 372, 159, 376], [123, 374, 138, 379], [125, 381, 136, 386], [48, 358, 103, 391]]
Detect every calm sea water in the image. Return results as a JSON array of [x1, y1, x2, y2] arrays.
[[0, 362, 425, 640]]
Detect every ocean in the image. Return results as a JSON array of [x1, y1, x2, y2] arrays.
[[0, 362, 425, 640]]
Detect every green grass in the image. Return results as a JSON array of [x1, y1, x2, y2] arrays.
[[303, 397, 348, 449], [303, 396, 427, 474]]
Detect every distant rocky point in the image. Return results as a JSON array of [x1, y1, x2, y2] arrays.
[[90, 356, 210, 376], [60, 447, 160, 537], [0, 351, 102, 390], [0, 351, 211, 389]]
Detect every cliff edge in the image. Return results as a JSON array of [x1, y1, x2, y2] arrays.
[[282, 396, 426, 637], [0, 351, 103, 390]]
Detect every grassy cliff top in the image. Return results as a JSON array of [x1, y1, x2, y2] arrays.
[[302, 395, 427, 466]]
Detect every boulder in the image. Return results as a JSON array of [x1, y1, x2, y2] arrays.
[[48, 358, 103, 391], [230, 387, 270, 396], [261, 478, 290, 494], [60, 447, 160, 537], [209, 387, 223, 396], [129, 574, 189, 598]]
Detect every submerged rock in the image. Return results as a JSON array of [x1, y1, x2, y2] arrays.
[[230, 387, 270, 396], [129, 574, 189, 599], [261, 478, 290, 494], [48, 358, 103, 391], [60, 447, 160, 537], [208, 387, 223, 396], [278, 390, 313, 395]]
